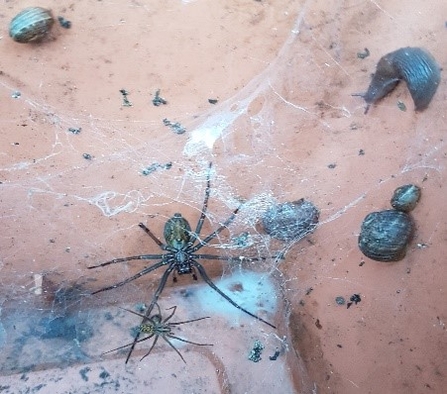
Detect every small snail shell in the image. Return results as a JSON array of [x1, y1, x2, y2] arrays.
[[355, 47, 441, 113], [262, 198, 319, 241], [390, 184, 421, 212], [9, 7, 54, 43], [358, 210, 414, 262]]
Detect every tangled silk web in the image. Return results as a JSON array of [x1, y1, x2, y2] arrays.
[[0, 0, 445, 392]]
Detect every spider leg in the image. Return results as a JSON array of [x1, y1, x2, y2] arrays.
[[163, 305, 177, 323], [102, 332, 155, 356], [191, 206, 240, 253], [189, 162, 212, 245], [139, 335, 160, 362], [169, 316, 211, 326], [166, 333, 214, 348], [138, 222, 166, 248], [192, 261, 276, 329], [193, 253, 256, 263], [91, 260, 166, 294], [125, 264, 176, 363], [160, 336, 187, 363], [87, 254, 164, 269], [118, 306, 162, 321]]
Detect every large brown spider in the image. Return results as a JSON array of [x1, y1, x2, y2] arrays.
[[88, 163, 276, 355], [103, 303, 213, 364]]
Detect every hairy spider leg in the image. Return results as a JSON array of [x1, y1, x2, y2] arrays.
[[191, 205, 239, 252], [89, 260, 166, 295], [187, 162, 212, 245], [192, 262, 276, 328]]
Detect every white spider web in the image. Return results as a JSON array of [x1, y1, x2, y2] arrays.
[[0, 0, 446, 393]]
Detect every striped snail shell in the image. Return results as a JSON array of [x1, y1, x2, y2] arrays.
[[358, 210, 414, 262], [9, 7, 54, 43], [262, 198, 319, 241], [390, 184, 421, 212]]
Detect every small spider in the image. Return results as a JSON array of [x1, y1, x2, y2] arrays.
[[103, 303, 213, 363], [88, 163, 276, 332]]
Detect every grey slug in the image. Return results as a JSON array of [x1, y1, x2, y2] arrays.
[[355, 47, 441, 113]]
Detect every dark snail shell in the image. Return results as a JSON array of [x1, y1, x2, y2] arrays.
[[9, 7, 54, 43], [262, 198, 319, 241], [358, 210, 414, 262], [391, 184, 421, 212], [356, 47, 441, 113]]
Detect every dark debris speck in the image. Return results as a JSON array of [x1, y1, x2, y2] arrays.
[[163, 118, 186, 134], [141, 162, 172, 176], [347, 293, 361, 309], [152, 89, 167, 106], [68, 127, 81, 134], [269, 349, 280, 361], [58, 16, 72, 29], [357, 48, 370, 59], [248, 340, 264, 363], [79, 367, 91, 382]]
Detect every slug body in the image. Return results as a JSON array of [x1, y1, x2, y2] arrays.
[[9, 7, 54, 43], [358, 47, 441, 112], [262, 198, 319, 241]]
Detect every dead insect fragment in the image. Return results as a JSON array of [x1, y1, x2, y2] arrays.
[[163, 118, 186, 134], [269, 349, 280, 361], [152, 89, 167, 106], [141, 162, 172, 176], [347, 294, 361, 309], [68, 127, 81, 134], [248, 340, 264, 362], [120, 89, 132, 107], [357, 48, 370, 59], [82, 153, 92, 160], [57, 16, 71, 29]]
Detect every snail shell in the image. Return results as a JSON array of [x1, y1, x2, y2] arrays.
[[390, 184, 421, 212], [358, 210, 414, 262], [356, 47, 441, 113], [9, 7, 54, 43], [262, 198, 319, 241]]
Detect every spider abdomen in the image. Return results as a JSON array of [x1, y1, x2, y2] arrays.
[[164, 213, 192, 248]]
